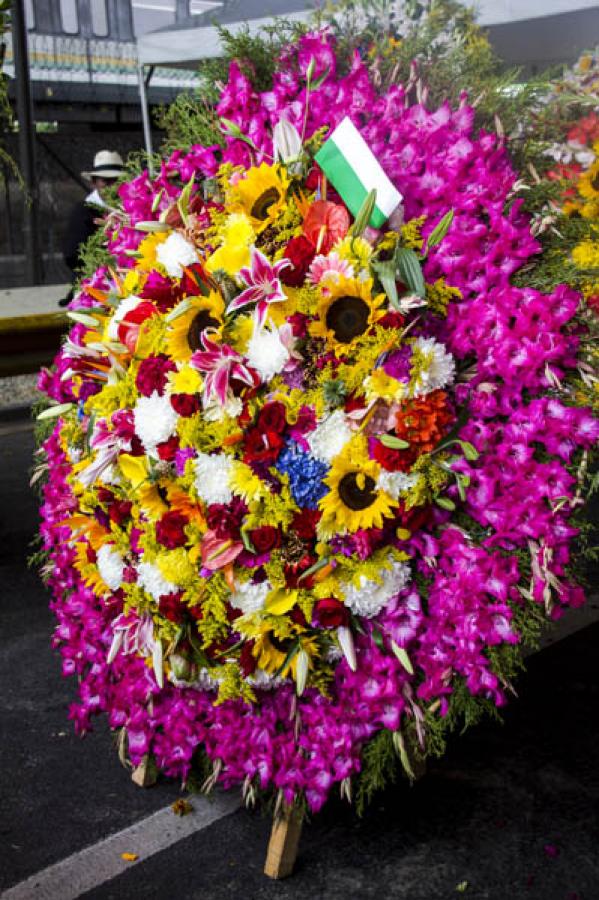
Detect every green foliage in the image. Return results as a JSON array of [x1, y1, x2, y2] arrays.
[[0, 1, 22, 185], [156, 94, 224, 158], [355, 729, 398, 815], [74, 225, 115, 288]]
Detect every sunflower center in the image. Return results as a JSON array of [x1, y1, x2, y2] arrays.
[[325, 295, 370, 343], [250, 187, 280, 221], [187, 310, 219, 351], [338, 472, 377, 511]]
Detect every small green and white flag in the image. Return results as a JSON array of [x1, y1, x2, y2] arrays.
[[315, 117, 402, 229]]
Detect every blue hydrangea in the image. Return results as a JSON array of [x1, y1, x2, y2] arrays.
[[276, 441, 329, 509]]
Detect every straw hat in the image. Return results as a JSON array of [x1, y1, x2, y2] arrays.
[[82, 150, 125, 180]]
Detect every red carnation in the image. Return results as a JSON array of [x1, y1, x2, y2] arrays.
[[159, 591, 186, 622], [369, 437, 417, 472], [139, 271, 181, 313], [313, 597, 349, 629], [280, 236, 316, 287], [108, 499, 133, 526], [257, 401, 288, 433], [155, 510, 189, 549], [249, 525, 280, 554], [291, 508, 321, 541], [135, 354, 177, 397], [156, 434, 180, 462], [239, 640, 258, 676], [170, 393, 200, 417]]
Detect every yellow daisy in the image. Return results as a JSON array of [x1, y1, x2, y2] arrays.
[[228, 163, 290, 233], [165, 291, 225, 361], [318, 435, 397, 537], [309, 275, 386, 352]]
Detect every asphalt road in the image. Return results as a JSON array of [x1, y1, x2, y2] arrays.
[[1, 416, 598, 900]]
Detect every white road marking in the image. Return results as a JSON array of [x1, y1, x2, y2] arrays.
[[1, 793, 240, 900]]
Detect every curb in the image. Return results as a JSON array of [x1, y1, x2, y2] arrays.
[[0, 402, 33, 424]]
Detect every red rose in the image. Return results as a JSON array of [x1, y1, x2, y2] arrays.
[[280, 236, 316, 287], [250, 525, 280, 554], [313, 597, 349, 629], [290, 606, 308, 627], [97, 487, 114, 504], [243, 427, 285, 464], [135, 354, 177, 397], [170, 393, 200, 417], [156, 434, 180, 462], [285, 554, 316, 589], [155, 510, 189, 549], [396, 502, 431, 533], [378, 310, 405, 330], [257, 401, 287, 433]]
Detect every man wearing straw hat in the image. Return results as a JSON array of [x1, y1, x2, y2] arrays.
[[59, 150, 125, 306]]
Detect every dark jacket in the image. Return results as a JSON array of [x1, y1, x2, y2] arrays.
[[62, 195, 102, 276]]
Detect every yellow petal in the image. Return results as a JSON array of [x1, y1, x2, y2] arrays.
[[118, 454, 149, 488], [265, 588, 298, 616]]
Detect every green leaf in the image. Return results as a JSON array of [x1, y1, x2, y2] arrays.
[[66, 311, 100, 327], [134, 221, 170, 233], [240, 528, 256, 553], [37, 402, 74, 421], [352, 189, 377, 237], [392, 730, 416, 780], [151, 188, 164, 213], [456, 881, 469, 893], [371, 627, 385, 650], [372, 259, 399, 310], [435, 496, 456, 511], [391, 641, 414, 674], [379, 434, 410, 449], [220, 117, 258, 150], [426, 209, 454, 251], [274, 640, 300, 678], [460, 441, 479, 461], [395, 247, 426, 298], [311, 65, 330, 90], [166, 298, 194, 322], [298, 556, 330, 583]]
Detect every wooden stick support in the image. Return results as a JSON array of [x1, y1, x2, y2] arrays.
[[264, 805, 303, 879]]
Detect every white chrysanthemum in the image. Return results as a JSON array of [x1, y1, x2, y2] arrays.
[[308, 410, 354, 463], [97, 544, 124, 591], [106, 294, 142, 341], [246, 323, 290, 383], [203, 395, 243, 422], [230, 580, 271, 615], [137, 561, 178, 601], [247, 669, 284, 690], [133, 392, 178, 454], [156, 231, 198, 278], [376, 471, 420, 501], [411, 337, 455, 396], [194, 452, 233, 505], [341, 558, 411, 618]]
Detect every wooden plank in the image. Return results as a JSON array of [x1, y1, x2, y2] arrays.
[[264, 805, 303, 879]]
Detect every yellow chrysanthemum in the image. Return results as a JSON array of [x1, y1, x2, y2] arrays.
[[318, 435, 397, 537], [206, 213, 255, 276], [157, 548, 196, 587], [137, 232, 168, 272], [228, 163, 290, 233], [572, 239, 599, 270], [165, 291, 224, 362], [363, 368, 406, 404], [578, 159, 599, 201], [309, 275, 386, 352], [168, 364, 203, 395], [333, 235, 373, 270]]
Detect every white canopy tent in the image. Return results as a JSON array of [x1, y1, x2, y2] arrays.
[[136, 0, 599, 164]]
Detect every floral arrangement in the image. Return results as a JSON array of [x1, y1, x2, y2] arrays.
[[37, 30, 598, 813]]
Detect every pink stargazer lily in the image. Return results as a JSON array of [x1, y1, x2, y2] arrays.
[[227, 246, 291, 326], [191, 331, 256, 406]]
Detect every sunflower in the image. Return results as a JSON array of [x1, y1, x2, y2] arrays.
[[251, 627, 320, 682], [578, 158, 599, 201], [318, 435, 397, 537], [309, 275, 385, 352], [165, 291, 225, 361], [229, 163, 290, 232]]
